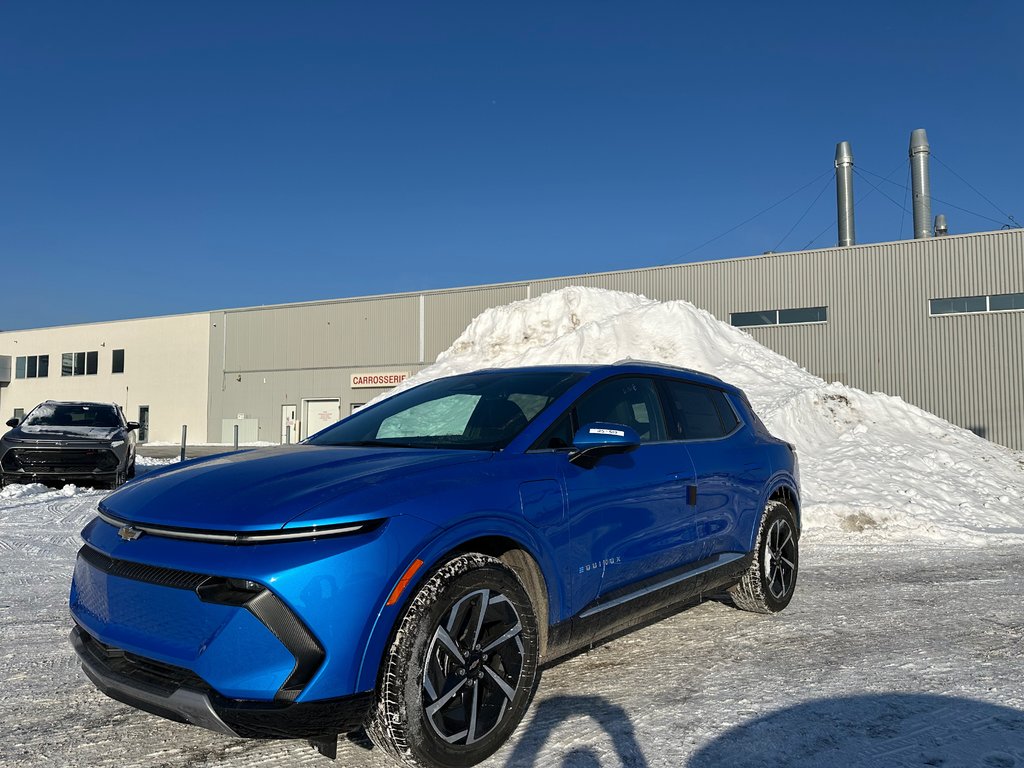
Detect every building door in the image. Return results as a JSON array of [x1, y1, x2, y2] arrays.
[[281, 404, 297, 444], [302, 399, 340, 440], [138, 406, 150, 442]]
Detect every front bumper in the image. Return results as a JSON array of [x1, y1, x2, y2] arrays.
[[72, 511, 438, 701], [1, 444, 124, 483], [71, 625, 373, 739]]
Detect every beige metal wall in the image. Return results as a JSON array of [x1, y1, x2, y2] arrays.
[[0, 313, 211, 443], [209, 229, 1023, 449]]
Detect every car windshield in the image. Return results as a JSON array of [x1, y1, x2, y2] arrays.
[[22, 403, 121, 429], [307, 371, 584, 450]]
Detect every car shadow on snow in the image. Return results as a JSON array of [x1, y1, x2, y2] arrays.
[[503, 693, 1024, 767], [503, 695, 650, 767], [688, 693, 1024, 768]]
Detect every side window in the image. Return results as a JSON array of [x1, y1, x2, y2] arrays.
[[575, 377, 666, 443], [536, 411, 575, 449], [661, 380, 739, 440]]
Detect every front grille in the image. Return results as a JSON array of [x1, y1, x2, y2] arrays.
[[77, 627, 210, 693], [75, 546, 325, 702], [78, 545, 212, 591], [6, 447, 119, 473]]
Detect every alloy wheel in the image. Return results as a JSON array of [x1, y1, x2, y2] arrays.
[[763, 518, 796, 599], [422, 588, 525, 746]]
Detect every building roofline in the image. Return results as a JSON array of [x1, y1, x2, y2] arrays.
[[2, 227, 1019, 332], [214, 227, 1020, 314], [0, 309, 213, 335]]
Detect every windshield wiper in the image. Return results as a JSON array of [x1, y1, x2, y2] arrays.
[[326, 440, 426, 449]]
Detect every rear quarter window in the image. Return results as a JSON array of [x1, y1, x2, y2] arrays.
[[661, 380, 739, 440]]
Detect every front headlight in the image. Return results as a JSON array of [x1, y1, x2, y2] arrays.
[[110, 440, 125, 448]]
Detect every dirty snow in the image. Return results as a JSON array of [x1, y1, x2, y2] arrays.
[[3, 286, 1024, 767]]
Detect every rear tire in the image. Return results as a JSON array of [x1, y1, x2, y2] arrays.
[[367, 553, 541, 768], [729, 500, 799, 614]]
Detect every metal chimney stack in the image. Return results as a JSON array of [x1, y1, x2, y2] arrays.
[[910, 129, 932, 238], [935, 213, 948, 236], [835, 141, 856, 246]]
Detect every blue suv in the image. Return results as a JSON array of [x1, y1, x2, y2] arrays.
[[70, 363, 800, 767]]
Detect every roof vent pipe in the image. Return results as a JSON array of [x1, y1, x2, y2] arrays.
[[935, 213, 948, 236], [910, 128, 933, 238], [835, 141, 856, 246]]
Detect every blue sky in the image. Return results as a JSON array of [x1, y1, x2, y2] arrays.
[[2, 1, 1022, 329]]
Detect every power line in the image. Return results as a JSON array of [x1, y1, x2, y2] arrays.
[[898, 160, 910, 240], [771, 171, 835, 252], [854, 168, 910, 214], [678, 168, 835, 260], [800, 159, 906, 250], [858, 165, 1017, 229], [931, 153, 1017, 224]]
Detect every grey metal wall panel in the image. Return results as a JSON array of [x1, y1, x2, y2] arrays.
[[206, 312, 227, 441], [223, 297, 421, 372], [208, 229, 1023, 449], [423, 285, 529, 362]]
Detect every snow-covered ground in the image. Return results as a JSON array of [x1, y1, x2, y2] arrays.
[[3, 287, 1023, 767]]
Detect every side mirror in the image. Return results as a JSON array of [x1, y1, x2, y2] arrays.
[[125, 421, 140, 431], [5, 418, 19, 428], [569, 422, 641, 468]]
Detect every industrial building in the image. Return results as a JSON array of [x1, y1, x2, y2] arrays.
[[2, 131, 1022, 449]]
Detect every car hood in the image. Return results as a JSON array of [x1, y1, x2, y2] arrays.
[[100, 445, 491, 531], [7, 425, 122, 442]]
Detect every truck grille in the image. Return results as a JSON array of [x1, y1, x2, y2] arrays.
[[3, 447, 119, 473]]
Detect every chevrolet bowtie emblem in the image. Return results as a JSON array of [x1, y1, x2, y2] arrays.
[[118, 525, 143, 541]]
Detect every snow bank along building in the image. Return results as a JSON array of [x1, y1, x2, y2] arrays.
[[2, 134, 1022, 449], [0, 226, 1020, 449]]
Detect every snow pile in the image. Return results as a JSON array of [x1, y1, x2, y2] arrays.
[[0, 457, 178, 500], [0, 481, 87, 502], [392, 287, 1024, 542]]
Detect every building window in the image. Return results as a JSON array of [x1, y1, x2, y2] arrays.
[[62, 351, 99, 376], [989, 292, 1024, 312], [731, 310, 777, 327], [14, 355, 48, 379], [731, 306, 828, 327], [13, 408, 25, 421], [112, 349, 125, 374], [930, 292, 1024, 316]]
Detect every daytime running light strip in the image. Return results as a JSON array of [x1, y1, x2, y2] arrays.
[[96, 511, 367, 544]]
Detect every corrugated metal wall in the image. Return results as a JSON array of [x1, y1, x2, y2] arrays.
[[424, 285, 529, 360], [210, 229, 1024, 449]]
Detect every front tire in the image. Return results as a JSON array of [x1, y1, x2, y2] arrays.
[[367, 553, 541, 768], [729, 500, 799, 614]]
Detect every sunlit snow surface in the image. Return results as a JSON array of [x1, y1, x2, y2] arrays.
[[3, 287, 1024, 767], [378, 286, 1024, 542]]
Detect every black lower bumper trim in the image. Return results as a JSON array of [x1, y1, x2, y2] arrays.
[[216, 692, 374, 740], [71, 626, 373, 740]]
